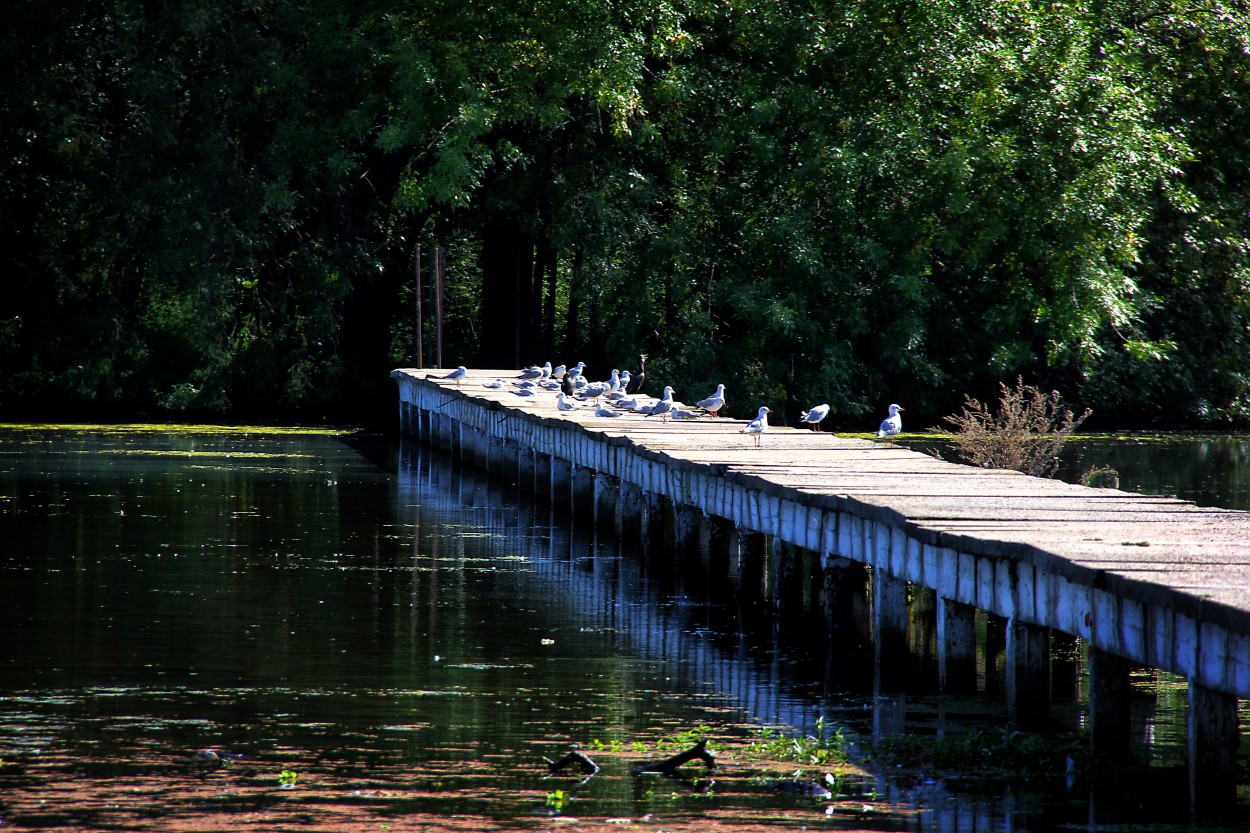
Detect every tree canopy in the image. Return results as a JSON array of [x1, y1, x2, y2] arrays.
[[3, 0, 1248, 427]]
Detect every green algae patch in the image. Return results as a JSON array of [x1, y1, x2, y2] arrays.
[[0, 422, 353, 436]]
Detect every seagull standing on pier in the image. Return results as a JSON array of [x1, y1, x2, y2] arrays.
[[800, 403, 830, 431], [645, 386, 676, 422], [556, 392, 579, 412], [741, 406, 772, 448], [429, 366, 467, 387], [696, 384, 727, 417], [877, 404, 904, 442]]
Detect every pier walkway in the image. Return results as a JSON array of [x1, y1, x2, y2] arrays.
[[393, 367, 1250, 810]]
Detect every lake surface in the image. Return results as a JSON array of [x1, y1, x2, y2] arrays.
[[0, 426, 1247, 831]]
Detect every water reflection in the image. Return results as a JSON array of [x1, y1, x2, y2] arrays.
[[0, 427, 1246, 831]]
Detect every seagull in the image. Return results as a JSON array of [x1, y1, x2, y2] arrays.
[[580, 381, 612, 401], [877, 403, 904, 442], [626, 354, 647, 394], [741, 406, 772, 448], [696, 384, 727, 417], [556, 392, 578, 412], [800, 403, 831, 431], [551, 363, 567, 379], [672, 408, 701, 419], [607, 369, 621, 393], [615, 396, 639, 410], [484, 379, 504, 389], [513, 388, 537, 397], [540, 361, 552, 379], [513, 379, 536, 389], [561, 373, 576, 396], [517, 366, 543, 382], [619, 370, 631, 392], [428, 366, 467, 386], [645, 386, 675, 422], [594, 402, 621, 418]]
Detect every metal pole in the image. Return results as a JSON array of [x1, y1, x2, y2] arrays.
[[435, 246, 445, 370], [415, 243, 424, 369]]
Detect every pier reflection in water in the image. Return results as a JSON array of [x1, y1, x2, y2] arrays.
[[398, 439, 1249, 829]]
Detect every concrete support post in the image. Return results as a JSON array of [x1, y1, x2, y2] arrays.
[[938, 597, 978, 694], [619, 481, 646, 541], [708, 516, 739, 586], [399, 401, 412, 437], [594, 474, 619, 533], [571, 466, 595, 518], [773, 540, 802, 610], [739, 531, 768, 600], [517, 447, 536, 493], [450, 420, 464, 462], [534, 453, 552, 501], [461, 427, 480, 470], [873, 569, 910, 692], [439, 414, 453, 454], [670, 503, 703, 558], [1006, 619, 1050, 729], [487, 434, 507, 479], [1088, 647, 1132, 754], [416, 406, 426, 442], [550, 457, 572, 511], [643, 492, 666, 549], [1188, 682, 1240, 813], [502, 440, 522, 486]]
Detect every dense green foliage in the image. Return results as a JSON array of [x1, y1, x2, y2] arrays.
[[4, 0, 1248, 426]]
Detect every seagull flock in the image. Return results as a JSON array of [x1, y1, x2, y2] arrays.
[[431, 360, 904, 448]]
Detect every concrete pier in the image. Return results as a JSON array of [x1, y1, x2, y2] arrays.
[[394, 367, 1250, 811]]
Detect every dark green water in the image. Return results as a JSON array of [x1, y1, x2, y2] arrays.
[[0, 427, 1247, 831]]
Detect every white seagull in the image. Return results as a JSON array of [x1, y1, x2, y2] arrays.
[[517, 365, 544, 381], [740, 406, 772, 448], [800, 403, 831, 431], [696, 384, 727, 417], [484, 378, 504, 389], [512, 387, 537, 397], [645, 386, 676, 422], [672, 408, 701, 420], [551, 363, 567, 379], [556, 392, 579, 412], [580, 381, 611, 401], [877, 403, 904, 442], [428, 366, 467, 386], [594, 402, 621, 418]]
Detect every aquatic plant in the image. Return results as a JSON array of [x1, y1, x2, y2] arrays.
[[741, 717, 847, 766], [1081, 465, 1120, 488], [936, 378, 1091, 477]]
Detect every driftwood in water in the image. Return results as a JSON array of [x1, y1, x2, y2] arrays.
[[544, 749, 600, 775], [634, 739, 716, 775]]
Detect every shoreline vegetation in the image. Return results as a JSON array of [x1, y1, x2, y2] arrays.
[[6, 3, 1250, 429]]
